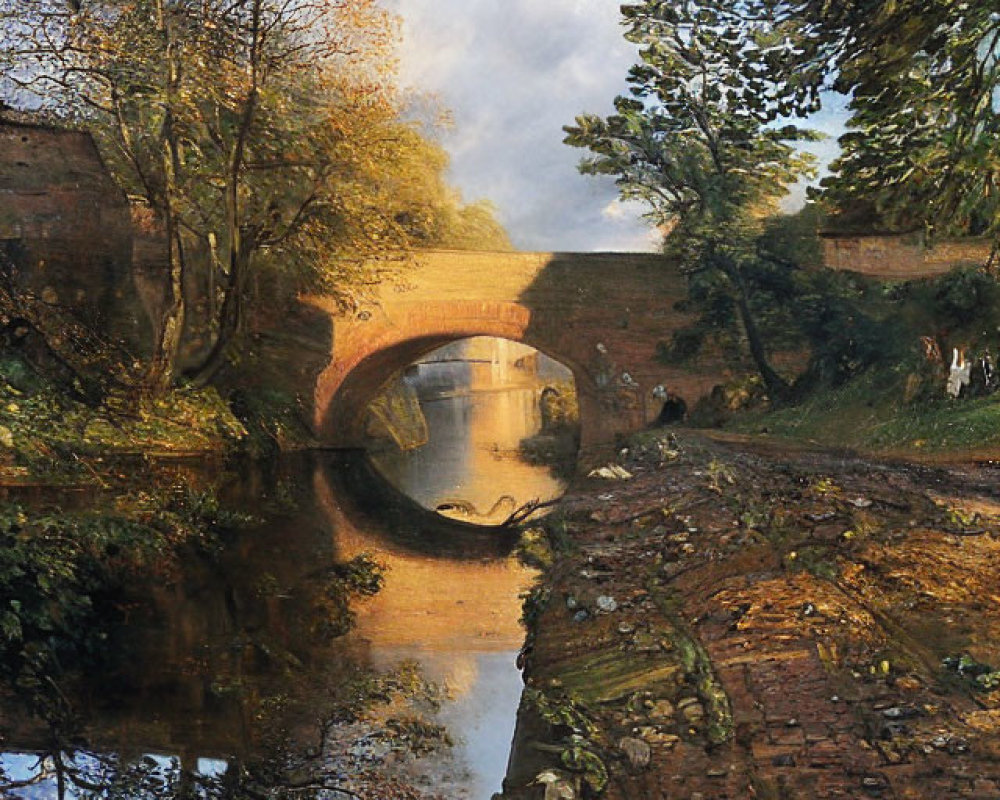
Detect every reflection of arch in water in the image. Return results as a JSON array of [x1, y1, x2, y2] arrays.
[[315, 450, 522, 560], [312, 453, 535, 655]]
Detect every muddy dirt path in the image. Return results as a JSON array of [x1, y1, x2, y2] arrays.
[[501, 431, 1000, 799]]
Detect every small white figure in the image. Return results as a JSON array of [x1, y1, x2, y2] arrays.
[[946, 347, 971, 398]]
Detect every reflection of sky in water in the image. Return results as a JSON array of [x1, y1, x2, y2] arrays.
[[0, 752, 221, 799], [438, 652, 525, 800], [373, 388, 567, 523], [373, 337, 573, 523]]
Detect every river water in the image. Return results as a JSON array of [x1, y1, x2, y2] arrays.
[[0, 349, 573, 799]]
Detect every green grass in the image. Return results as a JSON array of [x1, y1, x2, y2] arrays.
[[727, 369, 1000, 455], [0, 358, 249, 481]]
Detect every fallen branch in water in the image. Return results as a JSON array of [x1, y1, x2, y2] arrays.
[[502, 497, 562, 527]]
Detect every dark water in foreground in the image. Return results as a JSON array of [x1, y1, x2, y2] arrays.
[[0, 386, 568, 799]]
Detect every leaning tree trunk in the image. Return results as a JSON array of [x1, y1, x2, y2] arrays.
[[143, 2, 186, 396], [725, 258, 792, 403]]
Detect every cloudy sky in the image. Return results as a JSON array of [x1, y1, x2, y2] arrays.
[[389, 0, 847, 254]]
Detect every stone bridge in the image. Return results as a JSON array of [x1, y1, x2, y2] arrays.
[[0, 116, 744, 456], [304, 249, 733, 455]]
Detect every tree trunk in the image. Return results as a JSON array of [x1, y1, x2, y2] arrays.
[[185, 247, 249, 388], [145, 229, 186, 394], [144, 0, 186, 396], [725, 258, 792, 403]]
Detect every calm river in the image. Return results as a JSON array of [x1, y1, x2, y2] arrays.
[[0, 352, 572, 799]]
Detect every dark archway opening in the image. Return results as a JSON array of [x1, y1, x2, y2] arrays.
[[362, 337, 580, 525]]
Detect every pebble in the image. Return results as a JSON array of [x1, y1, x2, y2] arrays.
[[618, 736, 651, 768], [565, 595, 578, 610], [649, 699, 675, 719], [596, 595, 618, 613], [881, 706, 918, 720], [572, 610, 589, 623], [678, 697, 705, 722]]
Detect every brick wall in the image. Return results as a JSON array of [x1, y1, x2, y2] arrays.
[[821, 232, 992, 279], [0, 116, 147, 347]]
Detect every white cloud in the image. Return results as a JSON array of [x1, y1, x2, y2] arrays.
[[386, 1, 846, 250], [386, 0, 658, 252]]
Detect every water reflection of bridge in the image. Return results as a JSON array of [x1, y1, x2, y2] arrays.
[[0, 454, 533, 780]]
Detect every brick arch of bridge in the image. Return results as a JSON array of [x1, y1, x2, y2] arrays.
[[312, 299, 603, 449], [304, 249, 748, 459]]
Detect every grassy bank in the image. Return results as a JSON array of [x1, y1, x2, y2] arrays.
[[725, 368, 1000, 457], [0, 354, 317, 483]]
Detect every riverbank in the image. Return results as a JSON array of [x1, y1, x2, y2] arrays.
[[501, 429, 1000, 799], [0, 351, 318, 486]]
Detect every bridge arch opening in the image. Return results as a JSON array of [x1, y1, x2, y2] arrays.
[[360, 336, 580, 526]]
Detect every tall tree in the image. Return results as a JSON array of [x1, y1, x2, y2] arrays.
[[0, 0, 453, 390], [790, 1, 1000, 246], [564, 0, 818, 400]]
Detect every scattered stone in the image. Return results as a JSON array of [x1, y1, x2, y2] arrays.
[[678, 697, 705, 723], [572, 610, 589, 623], [565, 595, 578, 610], [588, 464, 633, 481], [533, 768, 578, 799], [649, 699, 675, 719], [881, 706, 919, 720], [619, 736, 652, 769], [596, 595, 618, 613]]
